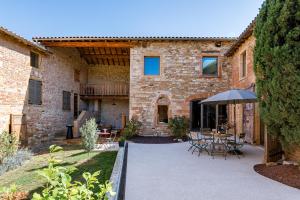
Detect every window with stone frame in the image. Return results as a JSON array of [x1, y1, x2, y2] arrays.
[[28, 79, 42, 105], [158, 105, 168, 123], [144, 56, 160, 75], [30, 51, 39, 68], [240, 51, 247, 78], [202, 57, 218, 76], [62, 91, 71, 111]]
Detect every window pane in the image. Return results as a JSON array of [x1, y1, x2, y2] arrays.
[[30, 52, 39, 68], [144, 57, 160, 75], [202, 57, 218, 76], [241, 52, 246, 77]]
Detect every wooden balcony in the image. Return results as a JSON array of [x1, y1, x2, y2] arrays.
[[80, 82, 129, 98]]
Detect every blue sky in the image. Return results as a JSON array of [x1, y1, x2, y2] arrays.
[[0, 0, 264, 40]]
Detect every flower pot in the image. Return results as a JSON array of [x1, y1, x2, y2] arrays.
[[118, 141, 125, 147]]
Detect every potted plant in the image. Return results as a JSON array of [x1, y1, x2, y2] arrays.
[[118, 136, 126, 147], [168, 116, 189, 141]]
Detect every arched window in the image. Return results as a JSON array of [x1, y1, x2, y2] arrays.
[[156, 96, 170, 124]]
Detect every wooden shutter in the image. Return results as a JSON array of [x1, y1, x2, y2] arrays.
[[63, 91, 71, 110], [28, 79, 42, 105], [36, 81, 42, 104], [28, 80, 34, 104]]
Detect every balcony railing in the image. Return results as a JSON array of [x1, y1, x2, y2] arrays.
[[80, 82, 129, 96]]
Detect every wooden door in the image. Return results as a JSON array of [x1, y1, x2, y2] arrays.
[[74, 93, 78, 118], [243, 103, 254, 143]]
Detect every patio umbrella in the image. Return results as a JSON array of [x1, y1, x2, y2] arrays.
[[200, 89, 257, 153], [201, 89, 257, 105]]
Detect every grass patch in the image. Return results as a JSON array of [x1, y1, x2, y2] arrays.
[[0, 144, 117, 197]]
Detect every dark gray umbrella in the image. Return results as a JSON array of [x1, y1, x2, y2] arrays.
[[200, 89, 257, 104], [200, 89, 257, 154]]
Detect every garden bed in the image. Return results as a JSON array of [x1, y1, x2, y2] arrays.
[[0, 144, 117, 199], [129, 136, 178, 144], [254, 164, 300, 189]]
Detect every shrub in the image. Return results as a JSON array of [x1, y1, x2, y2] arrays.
[[254, 0, 300, 157], [0, 149, 33, 176], [0, 184, 28, 200], [80, 118, 98, 152], [168, 116, 189, 139], [32, 145, 115, 200], [123, 119, 141, 139], [0, 131, 18, 163]]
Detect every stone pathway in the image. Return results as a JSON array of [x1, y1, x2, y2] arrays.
[[125, 142, 300, 200]]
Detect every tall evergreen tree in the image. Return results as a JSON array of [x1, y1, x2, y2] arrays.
[[254, 0, 300, 159]]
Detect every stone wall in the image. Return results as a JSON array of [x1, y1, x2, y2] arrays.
[[25, 47, 87, 147], [228, 35, 261, 144], [130, 41, 234, 135], [0, 33, 88, 148], [87, 64, 129, 84], [100, 99, 129, 129], [0, 32, 34, 135]]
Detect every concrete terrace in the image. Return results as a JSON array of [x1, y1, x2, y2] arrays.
[[126, 143, 300, 200]]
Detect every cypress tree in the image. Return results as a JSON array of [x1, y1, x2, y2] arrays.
[[254, 0, 300, 159]]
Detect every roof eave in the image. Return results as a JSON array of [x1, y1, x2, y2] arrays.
[[0, 27, 50, 54], [224, 19, 256, 57]]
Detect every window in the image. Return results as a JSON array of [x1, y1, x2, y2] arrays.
[[28, 79, 42, 105], [240, 51, 247, 78], [62, 91, 71, 111], [30, 51, 39, 68], [202, 57, 218, 76], [144, 56, 160, 75], [158, 105, 168, 123]]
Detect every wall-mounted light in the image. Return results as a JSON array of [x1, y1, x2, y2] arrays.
[[215, 42, 222, 47]]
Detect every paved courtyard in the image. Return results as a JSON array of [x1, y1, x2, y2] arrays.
[[126, 142, 300, 200]]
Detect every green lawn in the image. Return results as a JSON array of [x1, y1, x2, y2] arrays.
[[0, 144, 117, 197]]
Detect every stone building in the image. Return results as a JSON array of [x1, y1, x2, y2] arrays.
[[0, 21, 265, 152], [225, 20, 264, 146]]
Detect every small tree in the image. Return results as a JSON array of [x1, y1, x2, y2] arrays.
[[254, 0, 300, 159], [168, 116, 189, 139], [123, 119, 141, 139], [80, 118, 98, 152]]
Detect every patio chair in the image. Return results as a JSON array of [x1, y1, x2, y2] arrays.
[[227, 132, 246, 158], [105, 130, 117, 148], [187, 132, 198, 152], [188, 132, 209, 156]]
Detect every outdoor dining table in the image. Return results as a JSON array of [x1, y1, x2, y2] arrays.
[[200, 132, 235, 159]]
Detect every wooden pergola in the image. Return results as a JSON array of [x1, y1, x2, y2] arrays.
[[32, 38, 136, 66], [33, 36, 236, 66]]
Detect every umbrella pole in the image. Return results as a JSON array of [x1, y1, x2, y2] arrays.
[[234, 103, 236, 145], [201, 103, 203, 132], [216, 104, 219, 132]]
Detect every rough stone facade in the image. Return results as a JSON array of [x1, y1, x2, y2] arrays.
[[25, 47, 86, 147], [129, 41, 234, 135], [0, 31, 87, 148], [228, 35, 262, 144]]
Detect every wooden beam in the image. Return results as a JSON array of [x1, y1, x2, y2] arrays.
[[41, 41, 136, 48], [81, 54, 129, 59]]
